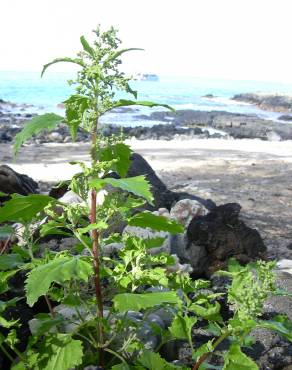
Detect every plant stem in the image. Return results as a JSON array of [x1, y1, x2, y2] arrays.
[[45, 295, 55, 318], [0, 236, 11, 255], [90, 189, 104, 319], [0, 343, 14, 362], [192, 331, 231, 370], [90, 118, 105, 366]]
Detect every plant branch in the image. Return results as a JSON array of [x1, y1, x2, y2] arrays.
[[90, 181, 104, 366], [192, 331, 231, 370], [0, 235, 11, 255], [45, 295, 55, 318], [0, 343, 14, 362]]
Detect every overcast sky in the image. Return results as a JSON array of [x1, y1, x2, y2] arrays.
[[1, 0, 292, 82]]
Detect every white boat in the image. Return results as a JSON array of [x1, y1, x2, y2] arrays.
[[133, 73, 159, 81]]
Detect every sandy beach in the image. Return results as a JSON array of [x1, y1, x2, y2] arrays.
[[1, 138, 292, 261]]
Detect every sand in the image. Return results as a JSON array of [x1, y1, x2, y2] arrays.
[[1, 138, 292, 260]]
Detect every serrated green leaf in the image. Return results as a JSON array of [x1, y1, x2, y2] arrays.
[[0, 194, 55, 223], [41, 334, 83, 370], [63, 94, 90, 140], [80, 35, 95, 57], [6, 328, 19, 348], [228, 258, 244, 273], [30, 313, 64, 336], [128, 212, 184, 234], [0, 191, 8, 197], [0, 316, 19, 328], [111, 364, 131, 370], [223, 344, 258, 370], [258, 314, 292, 341], [193, 341, 214, 362], [99, 142, 132, 177], [106, 48, 144, 63], [11, 361, 26, 370], [77, 221, 108, 234], [143, 237, 166, 249], [40, 220, 72, 238], [89, 176, 153, 204], [125, 82, 138, 99], [0, 270, 19, 294], [189, 301, 221, 321], [138, 349, 180, 369], [169, 314, 197, 343], [113, 291, 180, 312], [41, 57, 85, 77], [0, 297, 21, 313], [111, 99, 175, 112], [13, 113, 63, 155], [25, 256, 92, 306], [0, 254, 24, 270]]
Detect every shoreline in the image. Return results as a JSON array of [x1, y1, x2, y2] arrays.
[[2, 106, 292, 144], [1, 138, 292, 181], [1, 138, 292, 262]]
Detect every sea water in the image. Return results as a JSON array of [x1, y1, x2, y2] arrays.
[[1, 71, 292, 126]]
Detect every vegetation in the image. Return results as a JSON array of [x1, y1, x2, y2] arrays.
[[0, 25, 291, 370]]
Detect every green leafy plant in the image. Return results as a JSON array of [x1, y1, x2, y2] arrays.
[[0, 25, 291, 370]]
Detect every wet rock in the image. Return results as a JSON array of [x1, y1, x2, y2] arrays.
[[276, 259, 292, 276], [186, 203, 267, 277], [48, 131, 63, 142], [123, 222, 171, 254], [125, 153, 177, 210], [232, 93, 292, 112], [244, 327, 292, 370], [0, 165, 39, 197], [202, 94, 216, 98], [59, 190, 83, 205], [160, 340, 192, 364], [266, 131, 281, 141], [279, 115, 292, 121], [101, 242, 124, 257], [170, 199, 208, 227], [138, 109, 292, 140], [263, 271, 292, 320]]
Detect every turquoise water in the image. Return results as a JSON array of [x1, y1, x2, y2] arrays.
[[1, 71, 292, 126]]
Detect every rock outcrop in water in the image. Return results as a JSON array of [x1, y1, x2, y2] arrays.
[[2, 97, 292, 143], [139, 109, 292, 140], [232, 93, 292, 113]]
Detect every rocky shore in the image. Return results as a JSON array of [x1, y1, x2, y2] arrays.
[[137, 109, 292, 141], [2, 99, 292, 144], [232, 92, 292, 113]]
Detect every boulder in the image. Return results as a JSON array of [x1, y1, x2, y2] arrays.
[[186, 203, 267, 277], [170, 199, 208, 227], [276, 259, 292, 276], [110, 153, 215, 211], [0, 165, 39, 197]]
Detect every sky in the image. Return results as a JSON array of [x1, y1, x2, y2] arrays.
[[1, 0, 292, 82]]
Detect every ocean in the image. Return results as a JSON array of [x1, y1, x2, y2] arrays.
[[1, 71, 292, 126]]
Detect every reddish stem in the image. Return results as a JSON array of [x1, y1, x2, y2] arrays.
[[192, 331, 230, 370], [45, 295, 55, 318], [90, 188, 104, 366], [0, 236, 11, 255], [192, 352, 210, 370]]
